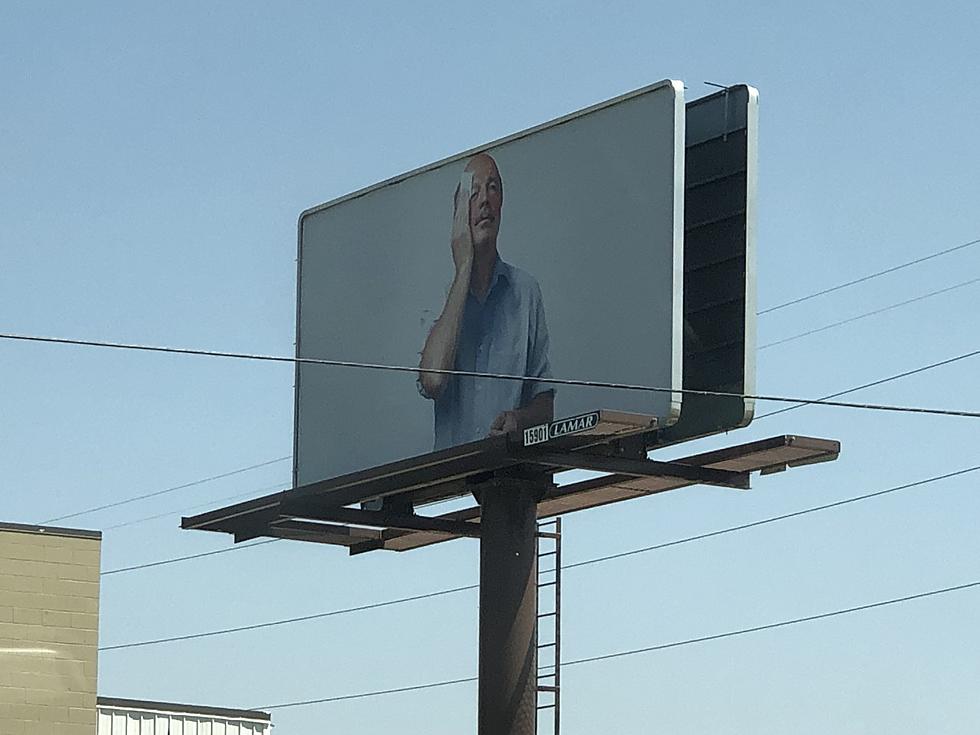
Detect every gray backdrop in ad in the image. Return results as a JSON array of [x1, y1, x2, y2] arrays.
[[295, 80, 684, 485]]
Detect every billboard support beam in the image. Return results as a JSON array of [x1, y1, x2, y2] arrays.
[[476, 475, 550, 735], [275, 503, 482, 537], [524, 451, 750, 489]]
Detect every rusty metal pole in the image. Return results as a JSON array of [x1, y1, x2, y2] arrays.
[[477, 477, 542, 735]]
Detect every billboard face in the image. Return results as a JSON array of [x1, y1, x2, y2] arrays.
[[295, 80, 685, 485]]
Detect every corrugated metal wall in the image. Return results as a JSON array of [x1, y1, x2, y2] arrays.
[[97, 708, 271, 735]]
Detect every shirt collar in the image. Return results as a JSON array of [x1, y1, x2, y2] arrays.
[[487, 255, 511, 294], [470, 255, 511, 304]]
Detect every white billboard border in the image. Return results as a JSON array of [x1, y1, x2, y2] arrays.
[[741, 85, 759, 427]]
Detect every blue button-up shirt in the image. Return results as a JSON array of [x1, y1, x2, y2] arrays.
[[433, 258, 554, 449]]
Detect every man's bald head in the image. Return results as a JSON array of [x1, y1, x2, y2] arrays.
[[463, 153, 503, 197], [463, 153, 503, 252]]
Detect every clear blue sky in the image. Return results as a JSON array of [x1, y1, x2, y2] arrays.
[[2, 2, 979, 733]]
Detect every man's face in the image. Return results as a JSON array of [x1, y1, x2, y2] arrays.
[[465, 155, 503, 250]]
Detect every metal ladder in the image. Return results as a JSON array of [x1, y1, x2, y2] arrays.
[[536, 517, 562, 735]]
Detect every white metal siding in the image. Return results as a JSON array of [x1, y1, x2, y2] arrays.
[[97, 705, 269, 735]]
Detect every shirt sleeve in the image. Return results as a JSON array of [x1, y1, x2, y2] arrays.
[[523, 280, 554, 405]]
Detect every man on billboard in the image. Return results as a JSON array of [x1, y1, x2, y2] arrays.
[[418, 152, 555, 449]]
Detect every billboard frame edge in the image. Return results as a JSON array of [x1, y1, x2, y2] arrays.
[[292, 79, 687, 486]]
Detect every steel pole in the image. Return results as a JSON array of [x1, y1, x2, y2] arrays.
[[477, 478, 541, 735]]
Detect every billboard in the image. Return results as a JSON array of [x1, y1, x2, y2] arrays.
[[294, 80, 686, 486]]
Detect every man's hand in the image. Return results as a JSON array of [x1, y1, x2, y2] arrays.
[[418, 171, 477, 401], [451, 173, 474, 274], [489, 393, 554, 436], [489, 410, 519, 435]]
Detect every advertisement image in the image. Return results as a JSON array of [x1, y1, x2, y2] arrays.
[[295, 80, 685, 485]]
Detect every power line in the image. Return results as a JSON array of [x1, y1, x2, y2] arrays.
[[8, 277, 980, 534], [254, 577, 980, 710], [40, 456, 290, 525], [756, 349, 980, 420], [257, 676, 479, 710], [562, 465, 980, 570], [95, 348, 980, 579], [757, 236, 980, 315], [40, 343, 977, 559], [97, 464, 979, 646], [4, 333, 979, 419], [33, 274, 980, 561], [563, 579, 980, 666], [77, 342, 980, 534], [101, 346, 980, 554], [11, 238, 980, 529], [100, 539, 277, 576], [758, 277, 980, 350], [55, 344, 980, 538], [98, 583, 479, 650], [101, 483, 289, 531]]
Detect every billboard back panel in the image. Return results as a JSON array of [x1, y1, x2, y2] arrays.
[[659, 84, 758, 446], [295, 80, 685, 486]]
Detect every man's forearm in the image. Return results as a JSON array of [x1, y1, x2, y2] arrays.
[[418, 264, 471, 398]]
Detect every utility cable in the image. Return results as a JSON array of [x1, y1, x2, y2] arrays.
[[254, 577, 980, 710], [758, 276, 980, 350], [93, 346, 979, 553], [3, 333, 979, 419], [12, 236, 980, 527], [757, 236, 980, 315], [562, 464, 980, 570], [756, 349, 980, 420], [47, 329, 980, 532], [562, 579, 980, 667], [39, 456, 290, 525], [101, 483, 290, 531], [97, 464, 978, 647], [257, 676, 479, 710], [100, 539, 277, 576], [81, 338, 980, 533], [97, 583, 479, 651], [96, 348, 979, 578]]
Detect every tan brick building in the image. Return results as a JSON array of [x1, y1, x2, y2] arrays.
[[0, 522, 101, 735]]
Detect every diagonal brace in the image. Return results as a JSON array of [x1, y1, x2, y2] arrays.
[[526, 452, 750, 489], [279, 499, 482, 537]]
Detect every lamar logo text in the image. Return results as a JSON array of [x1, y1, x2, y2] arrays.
[[523, 412, 600, 446], [550, 412, 599, 438]]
